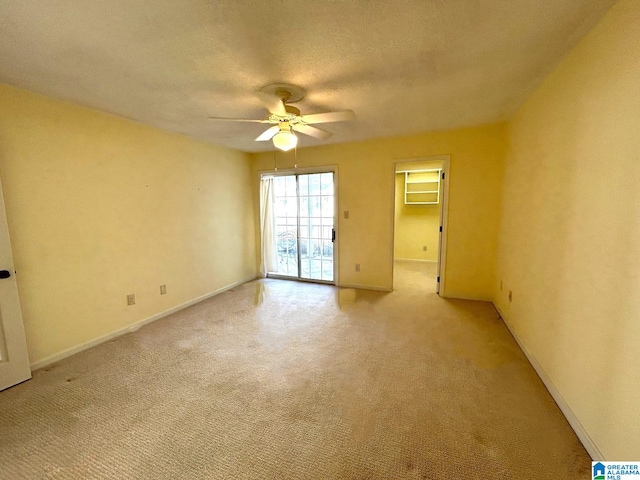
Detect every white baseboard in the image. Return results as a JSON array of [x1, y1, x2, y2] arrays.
[[440, 292, 493, 302], [30, 275, 258, 371], [394, 258, 437, 263], [494, 304, 603, 461], [337, 282, 392, 292]]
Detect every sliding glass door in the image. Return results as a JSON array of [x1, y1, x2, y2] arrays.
[[269, 172, 335, 283], [298, 173, 334, 281]]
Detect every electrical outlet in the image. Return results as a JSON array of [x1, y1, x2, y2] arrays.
[[344, 210, 350, 219], [500, 280, 503, 291], [508, 290, 513, 302], [422, 246, 427, 251], [355, 263, 360, 272], [160, 284, 167, 295], [127, 294, 135, 306]]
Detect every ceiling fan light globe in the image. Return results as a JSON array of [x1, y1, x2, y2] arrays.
[[272, 130, 298, 151]]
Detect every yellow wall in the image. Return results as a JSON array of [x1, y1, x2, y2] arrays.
[[495, 0, 640, 459], [394, 163, 442, 262], [251, 123, 505, 297], [0, 84, 256, 366]]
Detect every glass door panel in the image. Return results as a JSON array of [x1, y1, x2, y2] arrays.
[[268, 172, 334, 283], [273, 176, 298, 277], [299, 172, 334, 282]]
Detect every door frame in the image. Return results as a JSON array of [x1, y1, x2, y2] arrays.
[[259, 165, 339, 286], [391, 155, 450, 295]]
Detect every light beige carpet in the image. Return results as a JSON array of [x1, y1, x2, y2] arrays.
[[0, 262, 591, 479]]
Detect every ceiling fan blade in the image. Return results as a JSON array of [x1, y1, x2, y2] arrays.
[[255, 126, 280, 141], [300, 110, 356, 124], [292, 124, 332, 140], [208, 116, 270, 123], [256, 92, 287, 116]]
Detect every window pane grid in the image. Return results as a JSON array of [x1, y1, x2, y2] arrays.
[[270, 173, 333, 282]]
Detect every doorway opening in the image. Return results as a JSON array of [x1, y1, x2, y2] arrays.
[[392, 156, 449, 294], [260, 170, 336, 284]]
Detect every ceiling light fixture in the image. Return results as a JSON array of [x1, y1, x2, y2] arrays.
[[272, 128, 298, 151]]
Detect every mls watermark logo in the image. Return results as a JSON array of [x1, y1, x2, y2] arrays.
[[593, 462, 640, 479]]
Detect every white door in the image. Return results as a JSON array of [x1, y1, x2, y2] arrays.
[[436, 170, 445, 295], [0, 178, 31, 391]]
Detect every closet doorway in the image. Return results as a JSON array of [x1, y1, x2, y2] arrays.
[[392, 156, 449, 294], [261, 171, 336, 284]]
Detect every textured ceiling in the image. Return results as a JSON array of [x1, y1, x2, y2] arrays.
[[0, 1, 615, 152]]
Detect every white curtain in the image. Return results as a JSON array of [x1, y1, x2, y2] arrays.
[[259, 176, 278, 276]]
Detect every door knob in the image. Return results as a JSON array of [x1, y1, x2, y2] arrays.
[[0, 270, 11, 279]]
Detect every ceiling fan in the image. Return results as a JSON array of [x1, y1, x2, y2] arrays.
[[209, 84, 356, 151]]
